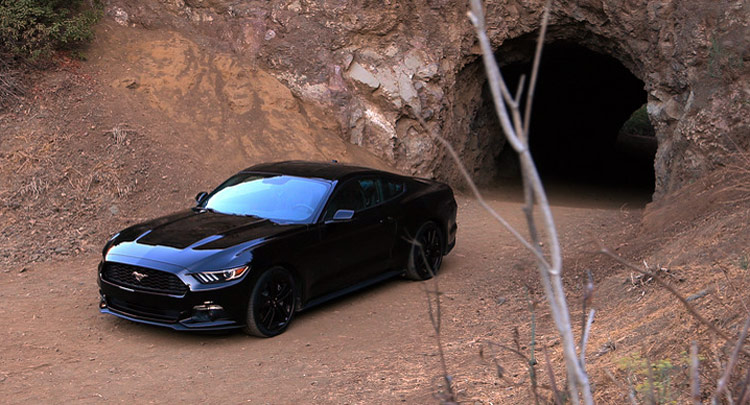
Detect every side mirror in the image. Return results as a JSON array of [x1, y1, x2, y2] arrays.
[[195, 191, 208, 205], [332, 209, 354, 221]]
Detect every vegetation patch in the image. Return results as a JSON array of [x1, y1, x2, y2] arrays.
[[0, 0, 100, 60], [619, 104, 655, 138], [617, 353, 683, 404], [0, 0, 100, 111]]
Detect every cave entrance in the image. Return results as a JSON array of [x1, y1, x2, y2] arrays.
[[478, 41, 657, 198]]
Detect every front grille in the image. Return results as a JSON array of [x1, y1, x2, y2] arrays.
[[107, 297, 182, 322], [102, 262, 188, 295]]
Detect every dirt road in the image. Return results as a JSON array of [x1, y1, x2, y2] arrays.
[[0, 22, 659, 403], [3, 16, 749, 403], [0, 183, 647, 404]]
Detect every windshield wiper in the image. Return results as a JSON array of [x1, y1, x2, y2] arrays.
[[240, 213, 265, 220]]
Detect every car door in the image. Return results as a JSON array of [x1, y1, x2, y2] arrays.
[[307, 177, 395, 297], [377, 176, 406, 266]]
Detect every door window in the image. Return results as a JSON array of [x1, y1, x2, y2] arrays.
[[324, 178, 384, 220]]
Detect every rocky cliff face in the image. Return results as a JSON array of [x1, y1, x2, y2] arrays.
[[108, 0, 749, 198]]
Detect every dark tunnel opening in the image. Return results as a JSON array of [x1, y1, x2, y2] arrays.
[[483, 42, 657, 196]]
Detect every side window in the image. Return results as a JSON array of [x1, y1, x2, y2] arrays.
[[324, 177, 383, 220], [325, 181, 365, 220], [358, 178, 383, 208], [383, 178, 405, 201]]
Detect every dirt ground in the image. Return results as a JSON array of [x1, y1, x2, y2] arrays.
[[0, 183, 647, 404], [2, 21, 750, 404]]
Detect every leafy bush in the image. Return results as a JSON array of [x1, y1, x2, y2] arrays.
[[0, 0, 100, 60], [619, 104, 655, 138], [617, 353, 684, 404]]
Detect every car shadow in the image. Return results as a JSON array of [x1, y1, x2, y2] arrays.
[[101, 256, 457, 343], [100, 273, 409, 343]]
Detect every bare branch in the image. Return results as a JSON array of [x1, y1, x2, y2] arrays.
[[411, 115, 551, 269], [463, 1, 592, 402], [466, 1, 524, 153], [484, 340, 530, 364], [580, 270, 594, 364], [713, 314, 750, 403], [718, 264, 750, 314], [418, 244, 456, 403], [522, 1, 551, 141], [514, 74, 526, 105], [645, 358, 659, 405], [468, 0, 564, 282], [542, 344, 564, 405], [691, 341, 701, 405], [738, 367, 750, 405], [580, 309, 595, 367], [605, 369, 638, 405], [524, 290, 541, 404], [625, 374, 639, 405]]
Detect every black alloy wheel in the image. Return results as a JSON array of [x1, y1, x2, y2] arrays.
[[244, 267, 296, 337], [405, 221, 444, 280]]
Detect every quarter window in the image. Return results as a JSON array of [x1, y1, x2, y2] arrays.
[[383, 179, 405, 200]]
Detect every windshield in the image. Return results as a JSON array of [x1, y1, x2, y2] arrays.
[[202, 174, 332, 223]]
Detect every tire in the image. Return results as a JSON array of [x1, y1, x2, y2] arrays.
[[243, 267, 297, 337], [405, 221, 445, 280]]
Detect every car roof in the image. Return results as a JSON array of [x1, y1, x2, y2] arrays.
[[240, 160, 394, 181]]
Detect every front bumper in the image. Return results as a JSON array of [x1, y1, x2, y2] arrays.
[[98, 305, 241, 331], [98, 262, 249, 331]]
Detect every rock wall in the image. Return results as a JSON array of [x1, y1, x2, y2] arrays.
[[108, 0, 749, 198]]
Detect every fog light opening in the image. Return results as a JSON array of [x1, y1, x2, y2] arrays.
[[191, 302, 226, 322]]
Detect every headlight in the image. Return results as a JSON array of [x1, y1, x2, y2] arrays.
[[190, 265, 249, 284]]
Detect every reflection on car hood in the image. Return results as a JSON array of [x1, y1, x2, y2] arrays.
[[107, 210, 305, 270], [136, 211, 296, 250]]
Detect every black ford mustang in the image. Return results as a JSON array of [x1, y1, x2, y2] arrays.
[[98, 161, 457, 337]]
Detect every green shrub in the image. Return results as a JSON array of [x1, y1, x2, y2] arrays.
[[0, 0, 100, 60], [619, 104, 655, 138], [617, 352, 693, 404]]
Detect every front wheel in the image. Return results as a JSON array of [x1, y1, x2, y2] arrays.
[[243, 267, 296, 337], [405, 221, 444, 280]]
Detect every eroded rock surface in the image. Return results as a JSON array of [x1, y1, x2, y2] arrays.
[[108, 0, 749, 197]]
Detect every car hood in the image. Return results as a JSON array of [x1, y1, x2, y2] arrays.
[[106, 210, 306, 271]]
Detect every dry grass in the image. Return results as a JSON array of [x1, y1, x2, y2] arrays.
[[104, 123, 136, 147], [0, 57, 24, 111], [14, 178, 48, 199]]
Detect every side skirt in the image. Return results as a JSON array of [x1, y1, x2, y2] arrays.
[[300, 269, 404, 311]]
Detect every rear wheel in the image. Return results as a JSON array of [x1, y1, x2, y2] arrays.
[[405, 221, 444, 280], [243, 267, 296, 337]]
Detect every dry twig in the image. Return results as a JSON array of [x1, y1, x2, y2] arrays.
[[0, 58, 25, 111], [712, 314, 750, 404], [691, 341, 701, 405], [466, 0, 593, 402], [413, 0, 593, 401], [415, 241, 457, 404], [543, 343, 564, 405]]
